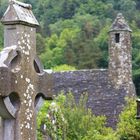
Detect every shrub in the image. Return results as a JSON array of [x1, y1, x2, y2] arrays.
[[52, 64, 76, 71], [116, 98, 140, 140], [37, 93, 116, 140]]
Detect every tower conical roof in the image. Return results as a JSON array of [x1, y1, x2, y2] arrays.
[[109, 13, 132, 32]]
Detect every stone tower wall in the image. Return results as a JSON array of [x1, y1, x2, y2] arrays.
[[108, 13, 135, 96], [109, 31, 132, 87]]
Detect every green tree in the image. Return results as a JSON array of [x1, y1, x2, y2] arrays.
[[130, 21, 140, 95], [116, 98, 140, 140], [94, 23, 111, 68], [37, 93, 116, 140], [36, 33, 46, 55], [52, 64, 76, 71]]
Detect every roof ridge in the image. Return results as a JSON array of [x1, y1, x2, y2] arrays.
[[10, 0, 32, 10]]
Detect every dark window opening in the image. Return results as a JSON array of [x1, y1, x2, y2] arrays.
[[115, 33, 120, 43]]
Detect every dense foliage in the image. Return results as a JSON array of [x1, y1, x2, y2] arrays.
[[116, 98, 140, 140], [52, 64, 76, 71], [37, 93, 117, 140], [37, 94, 140, 140], [1, 0, 140, 94]]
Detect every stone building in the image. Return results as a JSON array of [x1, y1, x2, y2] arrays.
[[53, 13, 136, 128]]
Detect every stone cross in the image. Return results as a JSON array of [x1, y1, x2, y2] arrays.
[[0, 1, 53, 140]]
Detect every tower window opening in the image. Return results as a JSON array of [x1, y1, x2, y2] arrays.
[[115, 33, 120, 43]]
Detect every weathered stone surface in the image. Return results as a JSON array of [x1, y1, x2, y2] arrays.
[[0, 117, 2, 140], [109, 13, 132, 32], [109, 13, 135, 96], [1, 0, 39, 26], [0, 1, 53, 140], [52, 69, 135, 128]]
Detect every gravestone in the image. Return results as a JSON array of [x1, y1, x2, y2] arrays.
[[0, 1, 136, 140]]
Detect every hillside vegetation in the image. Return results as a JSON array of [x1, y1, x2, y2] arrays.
[[0, 0, 140, 94]]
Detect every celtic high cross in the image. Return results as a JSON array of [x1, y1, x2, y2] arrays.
[[0, 1, 53, 140]]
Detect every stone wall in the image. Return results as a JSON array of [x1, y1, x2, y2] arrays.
[[0, 117, 2, 140], [53, 69, 135, 128], [109, 31, 132, 89]]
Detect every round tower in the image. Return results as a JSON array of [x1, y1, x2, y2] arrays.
[[109, 13, 133, 89]]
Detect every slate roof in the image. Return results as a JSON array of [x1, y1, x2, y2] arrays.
[[52, 70, 135, 128], [1, 0, 39, 26], [109, 13, 132, 32]]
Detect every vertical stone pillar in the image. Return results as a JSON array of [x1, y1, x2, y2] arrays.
[[0, 117, 2, 140], [0, 1, 53, 140], [109, 13, 135, 95]]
